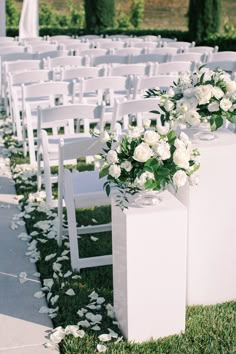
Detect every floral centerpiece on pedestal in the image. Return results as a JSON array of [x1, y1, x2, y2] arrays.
[[94, 123, 200, 209], [145, 67, 236, 131]]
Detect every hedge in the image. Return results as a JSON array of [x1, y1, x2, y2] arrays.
[[6, 27, 236, 51]]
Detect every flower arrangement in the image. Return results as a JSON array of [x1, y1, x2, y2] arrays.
[[145, 67, 236, 131], [94, 124, 200, 209]]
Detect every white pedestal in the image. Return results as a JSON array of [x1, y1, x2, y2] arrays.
[[176, 129, 236, 305], [112, 190, 187, 342]]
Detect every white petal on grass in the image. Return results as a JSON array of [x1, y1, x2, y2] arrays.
[[90, 236, 98, 241], [45, 253, 57, 261], [19, 272, 28, 284], [91, 324, 101, 331], [65, 288, 75, 296], [86, 313, 102, 324], [77, 308, 88, 317], [97, 344, 107, 352], [64, 270, 72, 278], [86, 304, 98, 310], [48, 313, 58, 319], [39, 306, 49, 314], [65, 325, 85, 338], [53, 263, 62, 272], [72, 275, 81, 280], [30, 231, 38, 236], [92, 218, 98, 223], [50, 328, 65, 344], [38, 238, 48, 244], [97, 297, 105, 305], [77, 320, 91, 328], [17, 220, 25, 226], [108, 328, 118, 338], [98, 334, 112, 342], [48, 306, 59, 314], [50, 295, 59, 306], [43, 278, 54, 290], [34, 291, 45, 298], [115, 336, 123, 344], [88, 290, 98, 300], [61, 250, 70, 256], [47, 292, 52, 302]]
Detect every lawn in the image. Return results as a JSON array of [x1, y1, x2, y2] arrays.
[[2, 116, 236, 354]]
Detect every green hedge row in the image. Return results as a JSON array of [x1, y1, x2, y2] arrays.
[[6, 27, 236, 51]]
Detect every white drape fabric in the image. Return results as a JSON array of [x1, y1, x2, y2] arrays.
[[19, 0, 39, 38]]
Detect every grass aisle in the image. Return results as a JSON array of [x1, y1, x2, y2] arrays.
[[2, 118, 236, 354]]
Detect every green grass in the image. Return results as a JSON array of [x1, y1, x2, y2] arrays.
[[3, 128, 236, 354]]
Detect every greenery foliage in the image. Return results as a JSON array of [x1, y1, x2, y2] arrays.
[[6, 0, 20, 26], [188, 0, 222, 42], [84, 0, 115, 32], [130, 0, 145, 29]]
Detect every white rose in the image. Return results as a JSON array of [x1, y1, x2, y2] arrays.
[[184, 110, 201, 127], [155, 141, 171, 160], [128, 126, 144, 138], [107, 150, 118, 164], [212, 87, 224, 99], [179, 132, 190, 144], [143, 130, 160, 146], [195, 84, 213, 105], [99, 130, 110, 143], [226, 80, 236, 93], [109, 164, 121, 179], [173, 149, 190, 169], [183, 88, 195, 98], [173, 170, 187, 187], [135, 171, 155, 189], [220, 98, 232, 111], [174, 138, 186, 150], [164, 100, 175, 112], [133, 143, 153, 163], [208, 101, 220, 112], [121, 160, 132, 172], [166, 87, 175, 97], [142, 118, 151, 128], [157, 122, 170, 135]]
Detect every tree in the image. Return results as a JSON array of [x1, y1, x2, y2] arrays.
[[6, 0, 20, 26], [188, 0, 222, 42], [84, 0, 115, 33]]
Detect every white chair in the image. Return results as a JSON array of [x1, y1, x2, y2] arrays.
[[185, 46, 218, 54], [170, 52, 205, 64], [204, 60, 236, 73], [78, 48, 108, 57], [107, 63, 150, 77], [37, 104, 105, 207], [63, 42, 90, 52], [0, 46, 27, 55], [28, 44, 59, 53], [22, 81, 72, 164], [110, 97, 161, 131], [92, 54, 130, 66], [113, 47, 144, 56], [57, 137, 112, 273], [147, 47, 181, 55], [96, 41, 125, 50], [133, 41, 158, 49], [59, 66, 103, 82], [44, 55, 83, 69], [153, 61, 195, 75], [133, 75, 178, 99], [72, 76, 130, 106], [35, 50, 68, 60], [141, 35, 161, 42], [207, 51, 236, 62], [130, 53, 169, 64], [163, 41, 195, 51]]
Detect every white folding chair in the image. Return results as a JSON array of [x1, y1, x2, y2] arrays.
[[162, 41, 195, 51], [92, 54, 130, 67], [113, 47, 144, 56], [147, 47, 181, 55], [44, 55, 83, 70], [57, 137, 112, 273], [204, 60, 236, 73], [133, 74, 178, 99], [110, 97, 161, 131], [170, 52, 205, 65], [72, 76, 130, 106], [22, 81, 72, 164], [59, 66, 103, 82], [207, 51, 236, 62], [37, 103, 105, 206], [153, 61, 195, 75], [130, 53, 169, 64], [185, 46, 218, 54]]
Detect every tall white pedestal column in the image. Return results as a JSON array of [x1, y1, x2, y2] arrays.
[[112, 190, 187, 342], [0, 0, 6, 37], [176, 129, 236, 305]]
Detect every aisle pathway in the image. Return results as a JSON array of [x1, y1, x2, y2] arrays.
[[0, 128, 58, 353]]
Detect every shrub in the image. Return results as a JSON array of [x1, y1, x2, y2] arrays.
[[6, 0, 20, 27], [84, 0, 115, 32], [188, 0, 222, 42], [130, 0, 145, 29]]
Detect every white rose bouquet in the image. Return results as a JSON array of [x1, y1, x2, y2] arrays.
[[94, 126, 200, 209], [145, 67, 236, 131]]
